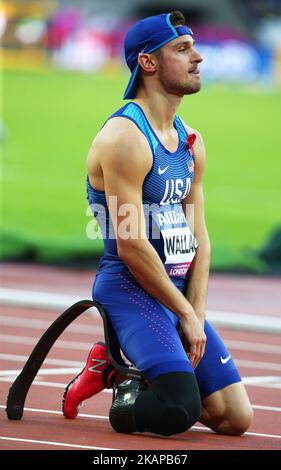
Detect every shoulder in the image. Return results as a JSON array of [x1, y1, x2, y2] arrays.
[[87, 116, 152, 173], [180, 119, 206, 180], [90, 117, 149, 156], [180, 119, 205, 158]]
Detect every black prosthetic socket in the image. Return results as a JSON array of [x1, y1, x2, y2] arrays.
[[134, 372, 201, 436]]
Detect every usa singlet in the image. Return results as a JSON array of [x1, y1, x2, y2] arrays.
[[87, 101, 198, 279]]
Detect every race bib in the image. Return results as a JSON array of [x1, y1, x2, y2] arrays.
[[154, 204, 198, 277]]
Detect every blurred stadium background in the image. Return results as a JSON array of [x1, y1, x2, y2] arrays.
[[1, 0, 281, 273]]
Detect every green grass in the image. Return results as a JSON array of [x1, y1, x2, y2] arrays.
[[1, 68, 281, 270]]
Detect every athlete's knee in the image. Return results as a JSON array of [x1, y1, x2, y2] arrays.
[[206, 403, 254, 436], [151, 403, 195, 436], [224, 405, 253, 436], [139, 372, 202, 436], [155, 400, 201, 436]]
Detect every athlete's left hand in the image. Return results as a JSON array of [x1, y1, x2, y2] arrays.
[[178, 324, 206, 369], [179, 311, 206, 369]]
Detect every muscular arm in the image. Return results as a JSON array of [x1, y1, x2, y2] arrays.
[[87, 119, 206, 367], [182, 129, 211, 325]]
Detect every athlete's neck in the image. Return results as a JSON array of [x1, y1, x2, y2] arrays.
[[133, 89, 182, 132]]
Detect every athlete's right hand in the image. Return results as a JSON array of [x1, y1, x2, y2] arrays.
[[179, 310, 206, 369]]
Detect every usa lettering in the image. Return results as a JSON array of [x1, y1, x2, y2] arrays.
[[160, 178, 191, 205]]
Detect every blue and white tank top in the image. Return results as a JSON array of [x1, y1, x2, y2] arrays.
[[87, 102, 198, 279]]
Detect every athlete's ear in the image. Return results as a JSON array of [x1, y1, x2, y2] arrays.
[[138, 53, 158, 73]]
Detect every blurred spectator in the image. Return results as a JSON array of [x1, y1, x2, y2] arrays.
[[0, 8, 7, 38], [52, 26, 112, 72], [45, 7, 82, 51], [235, 0, 281, 21], [256, 15, 281, 48], [15, 17, 46, 45], [235, 0, 281, 47]]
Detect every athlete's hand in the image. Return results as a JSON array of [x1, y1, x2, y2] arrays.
[[179, 310, 206, 369]]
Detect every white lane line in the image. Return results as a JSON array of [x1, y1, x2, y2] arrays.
[[2, 287, 281, 333], [191, 426, 281, 439], [225, 340, 281, 355], [245, 382, 281, 389], [245, 431, 281, 439], [0, 289, 82, 310], [1, 374, 281, 391], [0, 405, 108, 419], [0, 378, 66, 388], [229, 359, 281, 372], [3, 316, 281, 354], [2, 334, 281, 370], [0, 334, 93, 351], [242, 376, 281, 389], [207, 309, 281, 334], [243, 376, 281, 384], [0, 315, 104, 336], [0, 353, 84, 367], [2, 354, 281, 383], [1, 406, 280, 440], [0, 436, 116, 450], [3, 352, 281, 378], [0, 377, 112, 391], [6, 369, 281, 385], [1, 403, 280, 416], [253, 405, 281, 412], [0, 368, 81, 377]]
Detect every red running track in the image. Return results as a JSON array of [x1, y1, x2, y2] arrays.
[[0, 263, 281, 450]]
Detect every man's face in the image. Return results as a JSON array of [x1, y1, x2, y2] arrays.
[[155, 35, 203, 96]]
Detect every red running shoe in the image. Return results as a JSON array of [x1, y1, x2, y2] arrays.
[[62, 342, 116, 419]]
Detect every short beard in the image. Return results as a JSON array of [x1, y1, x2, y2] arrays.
[[159, 73, 202, 96]]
